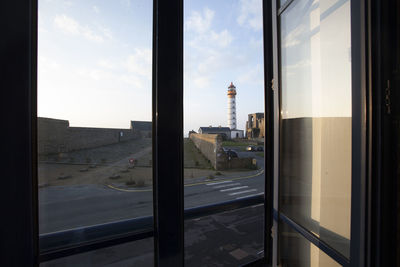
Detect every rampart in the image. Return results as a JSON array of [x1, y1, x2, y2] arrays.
[[190, 133, 221, 169], [190, 133, 255, 170], [38, 117, 140, 155]]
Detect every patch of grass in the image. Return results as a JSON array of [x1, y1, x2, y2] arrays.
[[222, 141, 255, 147], [256, 152, 264, 157], [183, 138, 212, 169]]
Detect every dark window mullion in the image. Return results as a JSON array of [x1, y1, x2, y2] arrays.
[[152, 0, 184, 266], [2, 0, 39, 266]]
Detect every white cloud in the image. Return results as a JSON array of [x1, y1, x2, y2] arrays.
[[237, 64, 263, 85], [186, 7, 214, 33], [210, 30, 233, 48], [193, 76, 210, 88], [121, 0, 131, 7], [283, 25, 305, 48], [93, 5, 100, 14], [97, 59, 115, 69], [54, 14, 112, 43], [237, 0, 263, 31], [54, 14, 80, 34], [126, 48, 152, 80]]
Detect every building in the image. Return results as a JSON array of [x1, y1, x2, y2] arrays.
[[226, 82, 244, 138], [227, 82, 237, 130], [246, 113, 265, 139], [130, 120, 152, 137], [198, 126, 231, 140]]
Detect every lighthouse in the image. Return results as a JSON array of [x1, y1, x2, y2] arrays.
[[227, 82, 237, 130]]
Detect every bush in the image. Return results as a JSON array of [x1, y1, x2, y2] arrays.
[[207, 174, 215, 180], [135, 177, 145, 187], [126, 179, 136, 186], [215, 171, 222, 176]]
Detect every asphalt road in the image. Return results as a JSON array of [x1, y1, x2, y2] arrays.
[[40, 152, 265, 266], [39, 152, 265, 233]]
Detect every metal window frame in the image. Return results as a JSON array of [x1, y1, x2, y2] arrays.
[[1, 0, 39, 266], [271, 0, 369, 266], [1, 0, 272, 266]]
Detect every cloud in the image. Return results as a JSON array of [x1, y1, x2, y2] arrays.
[[93, 5, 100, 14], [186, 7, 214, 33], [121, 0, 131, 7], [210, 30, 233, 48], [54, 14, 112, 43], [237, 0, 263, 31], [126, 48, 152, 80], [282, 25, 305, 48], [186, 8, 233, 50], [237, 64, 263, 85], [97, 59, 115, 69]]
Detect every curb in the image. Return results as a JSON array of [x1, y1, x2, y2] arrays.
[[105, 169, 264, 193]]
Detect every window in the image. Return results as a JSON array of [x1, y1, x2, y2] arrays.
[[5, 0, 389, 266]]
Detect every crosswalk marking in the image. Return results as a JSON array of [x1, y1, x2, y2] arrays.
[[206, 180, 232, 186], [236, 192, 264, 199], [229, 189, 257, 196], [220, 186, 248, 192], [213, 183, 240, 189]]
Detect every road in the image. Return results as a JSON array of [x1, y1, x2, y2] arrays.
[[39, 151, 265, 266], [40, 153, 264, 234]]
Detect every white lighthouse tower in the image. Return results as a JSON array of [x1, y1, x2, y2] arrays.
[[227, 82, 237, 130]]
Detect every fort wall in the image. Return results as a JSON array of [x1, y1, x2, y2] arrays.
[[190, 133, 255, 170], [38, 117, 139, 155]]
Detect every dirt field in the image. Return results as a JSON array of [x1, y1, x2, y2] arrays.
[[38, 137, 252, 188]]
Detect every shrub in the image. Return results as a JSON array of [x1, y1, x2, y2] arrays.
[[207, 174, 215, 180], [135, 177, 145, 187], [215, 171, 222, 176]]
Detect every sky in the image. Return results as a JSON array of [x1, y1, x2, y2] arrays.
[[38, 0, 265, 134]]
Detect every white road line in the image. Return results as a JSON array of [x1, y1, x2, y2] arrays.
[[206, 180, 232, 186], [213, 183, 241, 189], [220, 186, 249, 192], [229, 189, 258, 196], [235, 192, 263, 199]]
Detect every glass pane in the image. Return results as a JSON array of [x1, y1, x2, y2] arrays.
[[279, 0, 351, 258], [184, 0, 265, 265], [279, 222, 341, 267], [40, 238, 154, 267], [280, 0, 288, 8], [185, 206, 264, 266], [38, 0, 153, 243]]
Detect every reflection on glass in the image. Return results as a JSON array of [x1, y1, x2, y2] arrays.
[[280, 0, 288, 8], [185, 206, 264, 266], [279, 0, 351, 258], [184, 0, 265, 265], [40, 238, 154, 267], [279, 222, 341, 267], [38, 0, 153, 237]]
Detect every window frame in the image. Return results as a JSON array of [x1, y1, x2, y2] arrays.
[[270, 0, 370, 266], [2, 0, 271, 266]]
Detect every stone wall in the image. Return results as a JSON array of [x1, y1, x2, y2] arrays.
[[190, 133, 221, 169], [190, 133, 255, 170], [38, 117, 139, 155]]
